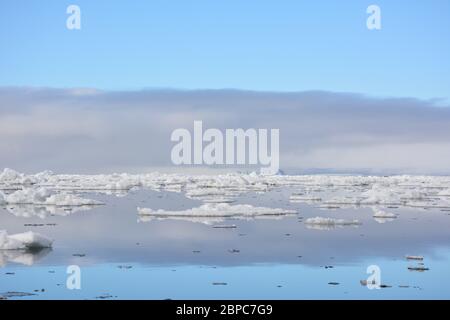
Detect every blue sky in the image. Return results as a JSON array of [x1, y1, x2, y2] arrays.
[[1, 0, 449, 99]]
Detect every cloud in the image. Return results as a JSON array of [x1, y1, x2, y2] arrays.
[[0, 87, 450, 174]]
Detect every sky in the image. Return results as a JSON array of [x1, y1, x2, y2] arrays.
[[0, 0, 449, 99], [1, 1, 450, 174]]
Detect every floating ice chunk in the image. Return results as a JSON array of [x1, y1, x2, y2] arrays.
[[184, 187, 238, 203], [0, 168, 37, 188], [0, 230, 53, 250], [138, 203, 296, 218], [401, 190, 428, 200], [3, 188, 103, 206], [4, 188, 51, 204], [324, 197, 361, 205], [104, 176, 142, 190], [406, 255, 424, 261], [185, 188, 231, 197], [304, 217, 361, 226], [408, 266, 429, 272], [359, 184, 403, 205], [372, 209, 397, 219]]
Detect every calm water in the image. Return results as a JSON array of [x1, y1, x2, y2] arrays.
[[1, 188, 450, 299]]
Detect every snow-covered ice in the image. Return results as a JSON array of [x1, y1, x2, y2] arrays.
[[304, 217, 361, 226], [138, 203, 296, 218], [2, 168, 450, 216], [1, 187, 103, 206], [372, 209, 397, 219], [372, 208, 398, 224], [0, 231, 53, 250]]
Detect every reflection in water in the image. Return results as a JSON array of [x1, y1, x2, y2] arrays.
[[0, 247, 51, 267], [373, 217, 397, 224], [1, 187, 450, 299], [304, 223, 361, 231], [138, 213, 292, 225]]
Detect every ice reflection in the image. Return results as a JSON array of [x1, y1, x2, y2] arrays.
[[0, 247, 51, 267]]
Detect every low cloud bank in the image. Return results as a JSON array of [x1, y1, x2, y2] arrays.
[[1, 87, 449, 174]]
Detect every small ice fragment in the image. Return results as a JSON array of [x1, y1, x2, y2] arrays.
[[372, 209, 397, 219], [408, 266, 429, 272], [406, 255, 424, 261], [212, 225, 237, 229]]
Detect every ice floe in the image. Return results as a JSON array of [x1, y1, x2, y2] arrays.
[[137, 203, 296, 225], [372, 208, 397, 223], [304, 217, 361, 230], [0, 231, 53, 250], [1, 187, 103, 206], [372, 209, 397, 219], [138, 203, 296, 218]]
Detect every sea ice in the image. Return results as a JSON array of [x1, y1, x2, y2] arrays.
[[304, 217, 361, 226], [2, 169, 450, 213], [138, 203, 296, 218], [372, 209, 397, 219], [0, 230, 53, 250], [1, 187, 103, 206]]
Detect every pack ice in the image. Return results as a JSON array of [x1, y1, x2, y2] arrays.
[[2, 168, 450, 211]]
